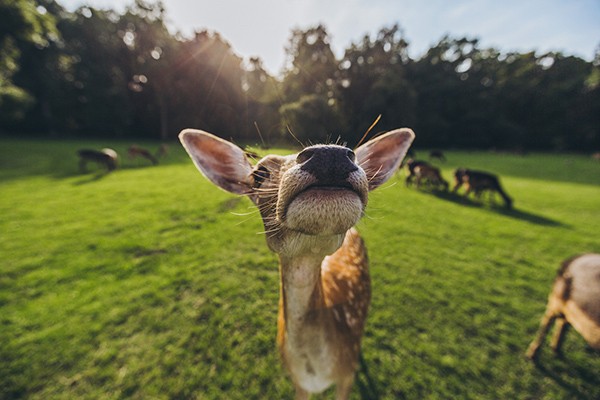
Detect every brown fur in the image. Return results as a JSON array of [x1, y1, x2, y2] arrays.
[[77, 148, 118, 172], [413, 164, 448, 191], [404, 159, 428, 187], [128, 145, 159, 165], [526, 253, 600, 360], [179, 128, 414, 398], [453, 168, 513, 209]]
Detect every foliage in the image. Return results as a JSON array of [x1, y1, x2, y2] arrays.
[[0, 1, 599, 151], [0, 0, 58, 127], [279, 94, 345, 143], [1, 138, 599, 399]]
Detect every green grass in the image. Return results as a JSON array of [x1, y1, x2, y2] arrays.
[[1, 138, 599, 399]]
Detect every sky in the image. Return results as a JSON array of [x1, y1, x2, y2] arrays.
[[58, 0, 600, 75]]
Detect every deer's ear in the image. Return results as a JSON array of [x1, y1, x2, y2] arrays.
[[355, 128, 415, 190], [179, 129, 254, 195]]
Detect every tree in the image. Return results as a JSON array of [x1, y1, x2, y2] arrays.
[[338, 24, 415, 145], [279, 25, 343, 142], [0, 0, 58, 130]]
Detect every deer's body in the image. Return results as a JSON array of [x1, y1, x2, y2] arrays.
[[128, 145, 159, 165], [453, 168, 512, 208], [277, 228, 369, 395], [404, 159, 428, 187], [180, 128, 414, 398], [429, 150, 446, 162], [77, 148, 118, 172], [526, 253, 600, 360], [413, 164, 448, 191]]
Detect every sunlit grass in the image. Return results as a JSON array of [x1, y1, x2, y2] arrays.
[[1, 139, 599, 399]]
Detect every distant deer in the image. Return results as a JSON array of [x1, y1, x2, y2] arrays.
[[156, 143, 170, 159], [453, 168, 513, 209], [77, 148, 118, 172], [526, 253, 600, 360], [128, 144, 159, 165], [429, 150, 446, 162], [179, 128, 414, 399], [413, 164, 448, 191], [404, 159, 429, 187]]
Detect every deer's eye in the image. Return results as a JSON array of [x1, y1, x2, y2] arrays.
[[252, 165, 270, 188]]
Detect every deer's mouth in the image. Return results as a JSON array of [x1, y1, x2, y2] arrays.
[[282, 183, 366, 235], [300, 182, 356, 193]]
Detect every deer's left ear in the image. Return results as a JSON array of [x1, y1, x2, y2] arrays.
[[355, 128, 415, 190], [179, 129, 254, 195]]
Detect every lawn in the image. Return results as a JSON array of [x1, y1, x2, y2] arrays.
[[1, 138, 599, 399]]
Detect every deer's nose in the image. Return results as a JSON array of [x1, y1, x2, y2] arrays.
[[298, 145, 358, 183]]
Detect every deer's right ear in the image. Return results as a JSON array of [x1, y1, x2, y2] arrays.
[[179, 129, 254, 195]]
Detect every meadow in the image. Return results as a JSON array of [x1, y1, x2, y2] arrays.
[[1, 137, 599, 399]]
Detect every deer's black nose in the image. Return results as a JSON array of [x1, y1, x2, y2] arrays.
[[297, 145, 358, 184]]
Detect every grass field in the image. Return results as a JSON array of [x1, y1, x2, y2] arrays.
[[1, 137, 599, 399]]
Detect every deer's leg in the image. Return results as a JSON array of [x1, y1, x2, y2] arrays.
[[294, 385, 310, 400], [335, 375, 355, 400], [464, 184, 472, 198], [550, 317, 569, 354], [526, 312, 556, 359], [452, 180, 461, 193]]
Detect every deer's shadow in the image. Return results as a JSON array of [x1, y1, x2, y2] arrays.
[[356, 353, 383, 400], [532, 348, 600, 399], [424, 190, 566, 227]]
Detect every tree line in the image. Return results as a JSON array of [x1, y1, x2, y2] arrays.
[[1, 0, 599, 151]]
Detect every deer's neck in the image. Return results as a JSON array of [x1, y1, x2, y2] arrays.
[[277, 233, 343, 328], [278, 252, 336, 393], [280, 254, 326, 326]]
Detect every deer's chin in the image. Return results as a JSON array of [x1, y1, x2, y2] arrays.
[[284, 188, 364, 235]]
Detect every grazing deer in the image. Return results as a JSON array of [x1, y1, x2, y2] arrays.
[[429, 150, 446, 162], [179, 128, 414, 399], [413, 164, 448, 191], [77, 148, 118, 172], [526, 253, 600, 360], [453, 168, 513, 209], [128, 144, 159, 165], [404, 159, 429, 187]]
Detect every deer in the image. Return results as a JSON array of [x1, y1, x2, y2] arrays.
[[179, 128, 414, 399], [127, 144, 159, 165], [412, 163, 448, 191], [404, 159, 429, 187], [429, 150, 446, 162], [526, 253, 600, 360], [453, 168, 513, 209], [77, 148, 118, 172]]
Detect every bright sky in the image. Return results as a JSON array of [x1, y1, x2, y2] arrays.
[[59, 0, 600, 75]]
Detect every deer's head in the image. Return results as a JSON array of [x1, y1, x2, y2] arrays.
[[180, 129, 414, 257]]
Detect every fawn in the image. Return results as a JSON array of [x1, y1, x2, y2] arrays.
[[526, 253, 600, 360], [179, 128, 414, 399]]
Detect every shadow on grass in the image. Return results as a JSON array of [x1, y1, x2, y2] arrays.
[[532, 350, 600, 400], [72, 171, 111, 185], [61, 162, 161, 183], [356, 353, 383, 400], [424, 189, 566, 227]]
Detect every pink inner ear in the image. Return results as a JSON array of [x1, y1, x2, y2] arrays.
[[180, 130, 254, 195], [356, 129, 414, 190]]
